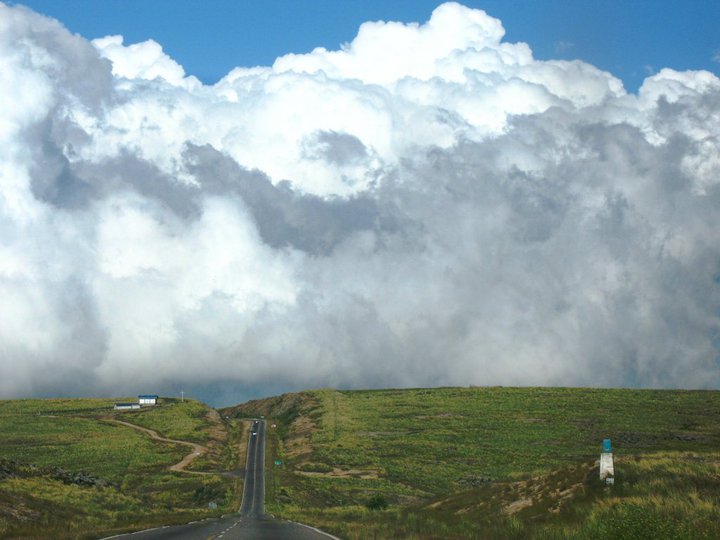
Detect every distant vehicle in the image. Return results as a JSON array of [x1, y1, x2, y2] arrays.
[[252, 431, 257, 436]]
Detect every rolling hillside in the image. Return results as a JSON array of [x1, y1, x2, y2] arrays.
[[0, 397, 243, 539], [223, 387, 720, 539]]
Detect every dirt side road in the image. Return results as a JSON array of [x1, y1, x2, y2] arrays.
[[105, 419, 208, 472]]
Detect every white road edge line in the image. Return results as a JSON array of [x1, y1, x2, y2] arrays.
[[99, 525, 169, 539], [290, 521, 344, 540]]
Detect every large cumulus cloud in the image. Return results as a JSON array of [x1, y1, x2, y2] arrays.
[[1, 2, 718, 402]]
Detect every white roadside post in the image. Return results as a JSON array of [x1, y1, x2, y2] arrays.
[[599, 438, 614, 485]]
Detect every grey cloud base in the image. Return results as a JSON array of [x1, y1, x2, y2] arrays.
[[0, 2, 718, 402]]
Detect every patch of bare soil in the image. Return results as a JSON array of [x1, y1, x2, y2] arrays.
[[195, 409, 229, 468], [504, 497, 533, 515], [285, 414, 316, 460], [496, 464, 593, 517], [296, 467, 380, 480], [425, 461, 597, 522], [206, 409, 227, 442]]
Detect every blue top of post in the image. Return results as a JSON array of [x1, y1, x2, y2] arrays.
[[602, 439, 612, 453]]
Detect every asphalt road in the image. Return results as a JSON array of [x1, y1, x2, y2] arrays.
[[103, 420, 338, 540]]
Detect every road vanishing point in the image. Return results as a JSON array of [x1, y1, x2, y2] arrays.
[[104, 419, 338, 540]]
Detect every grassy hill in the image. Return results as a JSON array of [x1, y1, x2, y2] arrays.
[[0, 397, 243, 539], [223, 387, 720, 539]]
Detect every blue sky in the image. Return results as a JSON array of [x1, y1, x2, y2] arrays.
[[13, 0, 720, 93]]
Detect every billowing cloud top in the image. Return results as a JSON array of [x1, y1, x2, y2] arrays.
[[1, 2, 719, 401]]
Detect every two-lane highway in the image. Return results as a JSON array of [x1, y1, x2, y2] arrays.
[[239, 419, 265, 517], [103, 419, 338, 540]]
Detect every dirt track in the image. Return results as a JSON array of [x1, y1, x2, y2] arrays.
[[106, 419, 208, 473]]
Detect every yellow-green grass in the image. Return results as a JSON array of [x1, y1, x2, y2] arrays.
[[0, 398, 236, 539], [116, 398, 215, 444], [228, 387, 720, 539]]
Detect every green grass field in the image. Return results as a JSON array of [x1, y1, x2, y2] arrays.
[[0, 397, 239, 539], [226, 387, 720, 539]]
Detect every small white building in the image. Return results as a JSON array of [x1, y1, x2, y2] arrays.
[[114, 403, 141, 410], [138, 395, 159, 405]]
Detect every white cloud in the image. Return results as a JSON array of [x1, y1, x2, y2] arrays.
[[0, 2, 719, 402], [272, 2, 510, 85], [92, 34, 200, 90]]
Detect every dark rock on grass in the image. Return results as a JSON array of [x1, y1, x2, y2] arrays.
[[0, 458, 110, 488], [457, 474, 494, 487], [0, 458, 23, 480], [49, 467, 109, 487]]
